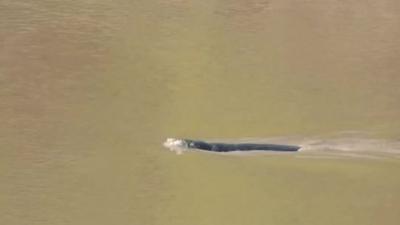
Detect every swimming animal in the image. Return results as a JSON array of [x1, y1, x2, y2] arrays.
[[163, 138, 300, 154]]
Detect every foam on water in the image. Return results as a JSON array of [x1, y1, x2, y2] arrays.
[[163, 138, 188, 155]]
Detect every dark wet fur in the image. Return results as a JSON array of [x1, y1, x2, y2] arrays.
[[185, 139, 300, 152]]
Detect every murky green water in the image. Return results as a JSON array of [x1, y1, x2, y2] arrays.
[[1, 1, 400, 224]]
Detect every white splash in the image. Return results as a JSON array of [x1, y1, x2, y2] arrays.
[[163, 138, 188, 155]]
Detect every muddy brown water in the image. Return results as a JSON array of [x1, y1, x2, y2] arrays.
[[1, 1, 400, 224]]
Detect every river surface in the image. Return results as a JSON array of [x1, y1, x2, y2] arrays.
[[1, 1, 400, 225]]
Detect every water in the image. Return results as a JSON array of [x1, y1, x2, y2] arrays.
[[1, 0, 400, 224], [163, 134, 400, 159]]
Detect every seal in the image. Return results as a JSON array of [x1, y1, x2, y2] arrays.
[[163, 138, 300, 154]]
